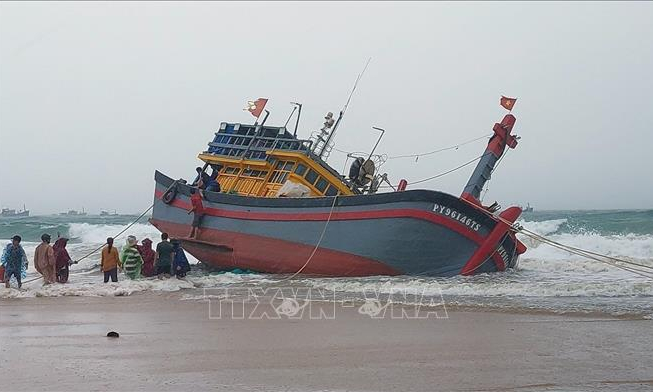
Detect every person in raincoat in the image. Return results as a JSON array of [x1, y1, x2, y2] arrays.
[[53, 238, 72, 283], [120, 235, 143, 279], [171, 239, 191, 279], [2, 235, 28, 289], [137, 238, 156, 277], [34, 233, 56, 285]]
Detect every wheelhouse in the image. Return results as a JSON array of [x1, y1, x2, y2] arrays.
[[197, 122, 354, 197]]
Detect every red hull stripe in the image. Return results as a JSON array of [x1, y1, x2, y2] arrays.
[[150, 219, 402, 276], [154, 190, 487, 245]]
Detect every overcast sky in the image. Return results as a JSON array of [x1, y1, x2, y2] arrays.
[[1, 1, 652, 214]]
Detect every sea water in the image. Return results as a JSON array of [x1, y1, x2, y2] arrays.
[[1, 211, 651, 317]]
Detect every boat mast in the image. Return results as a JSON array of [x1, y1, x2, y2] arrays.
[[461, 114, 519, 205], [313, 58, 371, 160]]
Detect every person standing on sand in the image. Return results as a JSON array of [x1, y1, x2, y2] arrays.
[[2, 235, 28, 289], [101, 237, 121, 283], [34, 234, 56, 285], [120, 235, 143, 279], [154, 232, 174, 277], [171, 239, 191, 279], [53, 238, 72, 283], [137, 238, 156, 277]]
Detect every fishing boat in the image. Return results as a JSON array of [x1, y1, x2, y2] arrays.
[[100, 210, 118, 216], [60, 208, 87, 216], [151, 99, 527, 277], [1, 205, 29, 218]]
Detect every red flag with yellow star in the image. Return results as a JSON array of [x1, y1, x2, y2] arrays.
[[500, 96, 517, 111]]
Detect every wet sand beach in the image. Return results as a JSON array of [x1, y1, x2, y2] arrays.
[[1, 292, 652, 392]]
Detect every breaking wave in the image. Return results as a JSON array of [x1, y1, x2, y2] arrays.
[[67, 222, 161, 244]]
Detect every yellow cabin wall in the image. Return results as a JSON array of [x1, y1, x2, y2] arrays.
[[197, 151, 354, 198]]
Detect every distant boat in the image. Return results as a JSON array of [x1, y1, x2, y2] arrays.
[[522, 203, 534, 213], [100, 210, 118, 216], [1, 205, 29, 218], [60, 208, 87, 216]]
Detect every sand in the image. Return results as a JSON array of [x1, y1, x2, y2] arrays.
[[1, 291, 652, 392]]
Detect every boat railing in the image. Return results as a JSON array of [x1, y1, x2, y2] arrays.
[[206, 134, 313, 160]]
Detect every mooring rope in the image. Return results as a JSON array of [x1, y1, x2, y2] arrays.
[[73, 204, 154, 264], [514, 225, 653, 279], [459, 197, 653, 279], [280, 194, 339, 281]]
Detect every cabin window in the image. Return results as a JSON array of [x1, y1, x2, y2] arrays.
[[325, 185, 338, 197], [270, 161, 293, 184], [305, 169, 318, 185], [294, 163, 307, 176], [315, 178, 328, 193], [242, 169, 267, 178], [224, 167, 240, 175]]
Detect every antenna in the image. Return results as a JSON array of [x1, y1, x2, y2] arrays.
[[288, 102, 302, 137], [283, 105, 297, 128], [367, 126, 385, 161], [313, 58, 372, 160]]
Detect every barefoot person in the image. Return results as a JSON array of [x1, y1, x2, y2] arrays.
[[34, 234, 56, 285], [101, 237, 121, 283], [120, 235, 143, 279], [187, 188, 206, 238], [2, 235, 28, 289], [53, 238, 72, 283]]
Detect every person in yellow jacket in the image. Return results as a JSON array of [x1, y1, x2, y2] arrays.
[[101, 237, 121, 283]]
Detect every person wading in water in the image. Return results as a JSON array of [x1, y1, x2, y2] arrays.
[[34, 233, 56, 285], [121, 235, 143, 279], [2, 235, 28, 289], [53, 238, 72, 283], [101, 237, 121, 283], [154, 233, 174, 278]]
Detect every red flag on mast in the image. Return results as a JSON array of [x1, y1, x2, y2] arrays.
[[500, 96, 517, 111], [244, 98, 268, 118]]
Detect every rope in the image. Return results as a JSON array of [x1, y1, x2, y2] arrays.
[[407, 153, 489, 185], [73, 204, 154, 264], [280, 194, 339, 281], [378, 152, 490, 189], [387, 134, 491, 160], [332, 134, 491, 161], [460, 197, 653, 279], [515, 227, 653, 279]]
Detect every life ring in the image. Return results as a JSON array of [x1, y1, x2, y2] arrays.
[[162, 182, 179, 204]]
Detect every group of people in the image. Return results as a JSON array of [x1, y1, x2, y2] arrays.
[[0, 232, 191, 289], [1, 234, 73, 288], [99, 232, 191, 283]]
